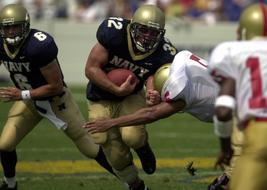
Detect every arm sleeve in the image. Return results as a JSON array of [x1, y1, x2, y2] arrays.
[[29, 34, 58, 68], [96, 19, 111, 49], [209, 42, 237, 80]]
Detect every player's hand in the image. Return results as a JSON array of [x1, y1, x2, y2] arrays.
[[83, 120, 113, 133], [0, 87, 21, 102], [146, 89, 161, 106], [116, 75, 138, 96], [214, 137, 233, 170]]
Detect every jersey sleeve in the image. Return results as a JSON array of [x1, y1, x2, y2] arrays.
[[161, 52, 188, 102], [208, 42, 238, 81], [96, 17, 126, 50], [96, 19, 109, 48], [28, 32, 58, 68]]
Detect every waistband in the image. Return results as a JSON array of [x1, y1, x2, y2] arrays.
[[255, 117, 267, 122]]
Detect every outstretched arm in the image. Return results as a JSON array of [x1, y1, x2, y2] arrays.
[[213, 78, 235, 170], [84, 100, 186, 133]]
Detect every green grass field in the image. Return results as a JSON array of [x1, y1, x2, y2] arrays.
[[0, 85, 222, 190]]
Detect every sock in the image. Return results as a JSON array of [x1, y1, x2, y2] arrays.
[[94, 147, 116, 177], [1, 150, 17, 178]]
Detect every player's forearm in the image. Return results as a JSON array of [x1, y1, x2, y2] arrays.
[[86, 67, 119, 94], [29, 84, 63, 99], [111, 107, 161, 127]]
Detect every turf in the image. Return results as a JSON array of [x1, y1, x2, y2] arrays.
[[0, 85, 222, 190]]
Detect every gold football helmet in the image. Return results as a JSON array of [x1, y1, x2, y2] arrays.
[[153, 63, 170, 92], [238, 3, 267, 40], [0, 4, 30, 45], [130, 4, 165, 52]]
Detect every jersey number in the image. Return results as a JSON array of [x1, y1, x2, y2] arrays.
[[190, 54, 207, 68], [34, 32, 47, 41], [246, 57, 267, 108], [107, 17, 123, 30], [13, 74, 32, 90]]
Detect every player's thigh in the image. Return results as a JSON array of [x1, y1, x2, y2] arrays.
[[0, 101, 41, 150], [120, 90, 146, 115], [87, 99, 115, 144], [51, 88, 86, 139], [51, 89, 100, 156], [120, 91, 147, 148], [88, 100, 133, 166]]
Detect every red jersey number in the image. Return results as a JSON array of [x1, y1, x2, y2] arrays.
[[246, 57, 267, 108]]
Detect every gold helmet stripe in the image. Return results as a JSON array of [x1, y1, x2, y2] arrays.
[[260, 3, 267, 36]]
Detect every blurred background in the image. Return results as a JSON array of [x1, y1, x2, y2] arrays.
[[0, 0, 260, 23], [0, 0, 262, 84]]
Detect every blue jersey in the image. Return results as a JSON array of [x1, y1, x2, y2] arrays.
[[87, 17, 177, 101], [0, 29, 64, 91]]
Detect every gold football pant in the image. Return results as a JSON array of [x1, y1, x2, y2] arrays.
[[224, 122, 244, 178], [88, 90, 147, 183], [230, 119, 267, 190], [0, 88, 99, 158]]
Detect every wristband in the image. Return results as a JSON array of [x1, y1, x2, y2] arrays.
[[21, 90, 31, 100], [215, 95, 235, 109], [213, 116, 233, 138]]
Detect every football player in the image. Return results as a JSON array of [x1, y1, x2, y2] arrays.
[[84, 50, 219, 131], [208, 3, 267, 190], [0, 4, 115, 190], [85, 4, 177, 190], [84, 49, 235, 190]]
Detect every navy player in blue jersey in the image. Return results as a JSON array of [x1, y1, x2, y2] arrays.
[[85, 4, 177, 190], [0, 4, 115, 190]]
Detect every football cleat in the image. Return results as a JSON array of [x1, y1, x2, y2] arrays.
[[207, 173, 229, 190], [129, 180, 149, 190], [135, 143, 156, 175], [0, 181, 17, 190]]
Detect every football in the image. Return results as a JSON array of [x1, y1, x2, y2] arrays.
[[107, 68, 137, 86]]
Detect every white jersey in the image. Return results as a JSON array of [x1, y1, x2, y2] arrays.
[[161, 50, 219, 122], [209, 40, 267, 122]]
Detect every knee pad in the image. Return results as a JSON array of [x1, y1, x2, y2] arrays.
[[91, 132, 108, 145], [121, 126, 147, 149]]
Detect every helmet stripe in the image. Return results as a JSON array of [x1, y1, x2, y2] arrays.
[[260, 3, 267, 36]]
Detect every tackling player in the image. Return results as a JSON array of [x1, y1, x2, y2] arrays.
[[84, 49, 235, 189], [208, 3, 267, 190], [0, 4, 115, 190], [84, 4, 177, 190], [84, 50, 219, 131]]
